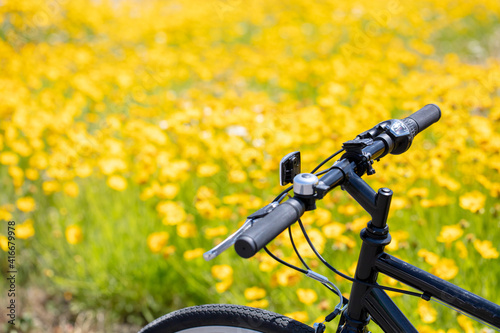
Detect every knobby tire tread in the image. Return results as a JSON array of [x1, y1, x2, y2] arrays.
[[139, 304, 314, 333]]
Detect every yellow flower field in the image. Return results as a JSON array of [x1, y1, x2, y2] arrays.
[[0, 0, 499, 331]]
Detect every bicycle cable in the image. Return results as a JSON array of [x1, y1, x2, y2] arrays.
[[289, 225, 310, 270], [288, 223, 346, 311], [263, 243, 346, 317], [310, 149, 345, 174], [430, 298, 500, 332], [263, 246, 307, 275], [296, 218, 424, 298]]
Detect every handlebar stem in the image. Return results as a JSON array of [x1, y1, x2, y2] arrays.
[[340, 176, 394, 328], [341, 172, 393, 230]]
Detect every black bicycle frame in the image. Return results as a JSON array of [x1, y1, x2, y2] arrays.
[[337, 171, 500, 332]]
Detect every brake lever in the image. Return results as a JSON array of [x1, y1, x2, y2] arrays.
[[203, 218, 255, 261], [203, 202, 279, 261]]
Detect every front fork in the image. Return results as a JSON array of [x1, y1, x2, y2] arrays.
[[337, 173, 393, 333]]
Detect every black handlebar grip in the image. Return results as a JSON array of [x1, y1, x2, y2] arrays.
[[404, 104, 441, 136], [234, 198, 305, 258]]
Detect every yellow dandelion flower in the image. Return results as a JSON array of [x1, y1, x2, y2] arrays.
[[322, 222, 345, 239], [259, 255, 279, 272], [390, 197, 408, 210], [196, 186, 216, 200], [29, 153, 48, 170], [217, 207, 232, 219], [296, 231, 325, 258], [434, 195, 451, 206], [65, 225, 83, 245], [16, 197, 36, 213], [418, 249, 440, 266], [8, 166, 23, 180], [385, 230, 409, 252], [17, 219, 35, 239], [99, 158, 127, 175], [335, 235, 356, 249], [176, 223, 197, 238], [215, 278, 233, 293], [222, 194, 244, 205], [63, 182, 79, 198], [139, 189, 153, 202], [0, 208, 13, 221], [348, 261, 357, 276], [147, 231, 169, 253], [437, 175, 460, 191], [296, 288, 318, 305], [197, 163, 220, 177], [459, 191, 486, 213], [162, 245, 176, 258], [490, 183, 500, 197], [313, 208, 332, 226], [11, 140, 31, 157], [246, 299, 269, 308], [284, 311, 308, 323], [0, 235, 8, 251], [43, 180, 61, 194], [347, 216, 369, 233], [25, 168, 39, 181], [229, 170, 247, 183], [473, 239, 499, 259], [417, 300, 437, 324], [436, 224, 463, 244], [157, 201, 186, 225], [211, 265, 233, 280], [158, 184, 179, 199], [384, 276, 399, 286], [275, 267, 301, 287], [457, 314, 475, 333], [300, 214, 315, 225], [431, 258, 458, 280], [141, 182, 161, 201], [183, 248, 205, 260], [107, 175, 127, 191], [420, 195, 450, 208], [205, 226, 228, 238], [244, 196, 262, 210], [455, 241, 468, 259], [75, 163, 93, 178], [244, 287, 266, 301], [408, 187, 429, 198], [338, 204, 358, 216], [195, 200, 217, 219], [0, 152, 19, 165]]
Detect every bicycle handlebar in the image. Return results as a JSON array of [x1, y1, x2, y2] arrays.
[[234, 198, 305, 258], [232, 104, 441, 259], [404, 104, 441, 136]]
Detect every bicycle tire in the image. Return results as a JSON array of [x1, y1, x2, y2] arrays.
[[138, 304, 315, 333]]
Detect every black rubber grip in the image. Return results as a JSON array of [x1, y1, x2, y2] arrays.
[[234, 198, 305, 258], [404, 104, 441, 135]]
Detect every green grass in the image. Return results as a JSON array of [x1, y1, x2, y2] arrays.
[[1, 2, 500, 332], [1, 167, 497, 331]]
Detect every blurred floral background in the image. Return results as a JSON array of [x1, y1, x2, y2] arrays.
[[0, 0, 499, 332]]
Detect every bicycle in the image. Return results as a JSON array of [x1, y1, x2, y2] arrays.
[[139, 104, 500, 332]]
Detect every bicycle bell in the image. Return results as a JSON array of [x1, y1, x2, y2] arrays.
[[293, 173, 318, 211]]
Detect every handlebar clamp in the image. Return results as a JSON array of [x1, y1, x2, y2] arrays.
[[341, 138, 376, 176]]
